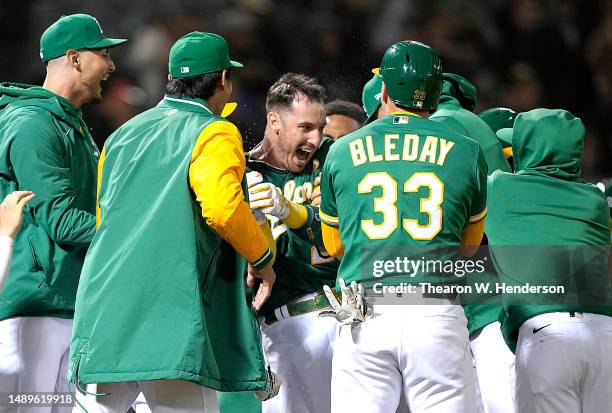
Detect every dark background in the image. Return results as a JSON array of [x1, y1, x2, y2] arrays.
[[2, 0, 611, 180]]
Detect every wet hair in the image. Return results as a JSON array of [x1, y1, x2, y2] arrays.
[[265, 73, 326, 113], [165, 69, 229, 100], [325, 100, 366, 124]]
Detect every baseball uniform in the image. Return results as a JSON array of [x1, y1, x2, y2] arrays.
[[241, 137, 338, 413], [487, 108, 612, 413], [320, 106, 487, 412], [431, 74, 514, 413]]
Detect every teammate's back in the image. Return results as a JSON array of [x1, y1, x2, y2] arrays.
[[321, 112, 487, 286]]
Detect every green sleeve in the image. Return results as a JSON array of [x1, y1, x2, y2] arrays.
[[470, 147, 488, 223], [10, 110, 95, 245], [319, 159, 339, 228]]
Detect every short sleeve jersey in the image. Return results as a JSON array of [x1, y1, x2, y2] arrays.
[[320, 112, 487, 287], [247, 138, 338, 315]]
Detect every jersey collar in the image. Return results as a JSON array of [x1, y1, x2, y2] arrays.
[[389, 110, 421, 117], [161, 94, 213, 115]]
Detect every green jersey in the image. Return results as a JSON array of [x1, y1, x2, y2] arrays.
[[320, 112, 487, 288], [247, 138, 338, 316]]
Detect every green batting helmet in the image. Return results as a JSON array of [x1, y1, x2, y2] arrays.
[[379, 41, 443, 112]]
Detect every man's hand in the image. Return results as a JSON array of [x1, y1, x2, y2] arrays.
[[0, 191, 35, 239], [310, 175, 321, 207], [247, 262, 276, 311], [320, 277, 368, 326], [246, 171, 290, 220]]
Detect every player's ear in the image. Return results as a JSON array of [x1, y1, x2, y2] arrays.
[[67, 49, 80, 70], [381, 82, 389, 104], [268, 112, 281, 134], [219, 69, 231, 92]]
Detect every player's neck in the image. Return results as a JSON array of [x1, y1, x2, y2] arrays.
[[251, 135, 285, 169], [382, 102, 429, 119]]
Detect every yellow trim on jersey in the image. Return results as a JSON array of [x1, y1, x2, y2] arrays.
[[469, 207, 487, 224], [189, 120, 270, 266], [390, 110, 421, 117], [320, 209, 339, 226], [322, 222, 344, 257], [461, 219, 485, 257], [259, 221, 276, 265], [95, 147, 106, 229]]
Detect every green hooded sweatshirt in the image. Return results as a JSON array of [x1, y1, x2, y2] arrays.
[[430, 73, 510, 334], [0, 83, 97, 320], [486, 108, 612, 352], [431, 73, 510, 173]]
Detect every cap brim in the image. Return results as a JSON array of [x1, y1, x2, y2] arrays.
[[363, 104, 381, 125], [229, 60, 244, 69], [496, 128, 513, 146], [88, 37, 128, 50]]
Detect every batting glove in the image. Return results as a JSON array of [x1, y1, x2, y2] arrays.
[[254, 366, 282, 401], [247, 171, 290, 220], [320, 277, 368, 326]]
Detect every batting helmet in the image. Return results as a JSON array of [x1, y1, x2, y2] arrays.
[[379, 41, 443, 112]]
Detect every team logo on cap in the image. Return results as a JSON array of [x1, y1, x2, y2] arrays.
[[180, 67, 190, 74]]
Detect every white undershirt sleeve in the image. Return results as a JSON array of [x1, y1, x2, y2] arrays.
[[0, 235, 15, 294]]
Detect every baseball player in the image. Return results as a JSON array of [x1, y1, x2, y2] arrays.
[[361, 70, 383, 124], [69, 32, 278, 412], [487, 108, 612, 412], [479, 108, 517, 167], [320, 40, 486, 413], [0, 14, 126, 413], [323, 100, 366, 140], [430, 74, 514, 413], [243, 73, 339, 413]]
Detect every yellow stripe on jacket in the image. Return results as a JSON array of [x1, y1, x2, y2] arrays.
[[96, 147, 106, 229]]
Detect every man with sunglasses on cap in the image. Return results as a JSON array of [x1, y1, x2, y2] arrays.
[[69, 31, 278, 412], [0, 14, 126, 412]]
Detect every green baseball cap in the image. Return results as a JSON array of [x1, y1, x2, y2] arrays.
[[362, 68, 383, 125], [169, 32, 243, 78], [40, 14, 127, 62], [496, 128, 514, 146]]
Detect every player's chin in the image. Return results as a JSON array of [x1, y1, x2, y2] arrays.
[[289, 153, 310, 173]]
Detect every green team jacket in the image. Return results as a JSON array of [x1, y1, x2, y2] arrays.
[[431, 73, 510, 334], [247, 138, 338, 316], [487, 109, 612, 353], [0, 83, 97, 320], [69, 96, 268, 391]]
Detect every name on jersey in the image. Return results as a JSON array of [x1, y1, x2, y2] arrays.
[[349, 135, 455, 167]]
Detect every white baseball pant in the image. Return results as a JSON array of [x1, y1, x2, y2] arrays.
[[0, 316, 72, 413], [73, 380, 218, 413], [515, 312, 612, 413], [332, 303, 476, 413], [260, 297, 337, 413], [470, 321, 515, 413]]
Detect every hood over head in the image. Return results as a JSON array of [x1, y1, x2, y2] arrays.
[[497, 108, 584, 181], [439, 72, 476, 112]]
